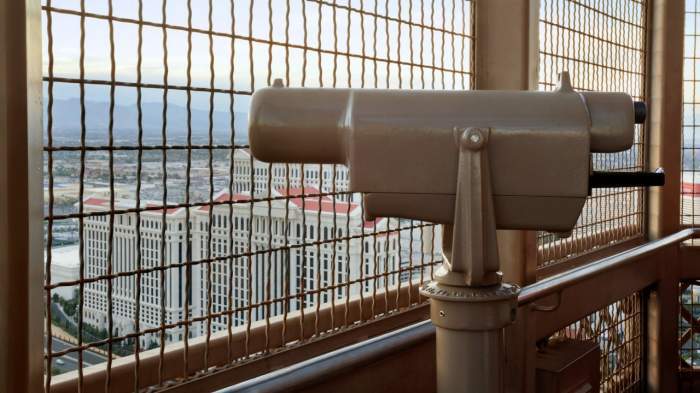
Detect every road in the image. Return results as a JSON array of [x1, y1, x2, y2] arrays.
[[48, 336, 108, 374]]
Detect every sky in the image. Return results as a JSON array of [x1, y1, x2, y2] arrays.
[[40, 0, 657, 112], [43, 0, 473, 112]]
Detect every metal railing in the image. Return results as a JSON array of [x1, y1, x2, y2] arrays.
[[218, 228, 700, 393]]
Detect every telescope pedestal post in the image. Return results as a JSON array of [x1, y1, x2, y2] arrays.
[[422, 282, 519, 393], [420, 128, 520, 393]]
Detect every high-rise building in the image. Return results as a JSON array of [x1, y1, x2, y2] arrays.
[[682, 172, 700, 225], [82, 198, 191, 346], [190, 186, 399, 334], [232, 149, 356, 202], [80, 187, 401, 341], [78, 148, 447, 343]]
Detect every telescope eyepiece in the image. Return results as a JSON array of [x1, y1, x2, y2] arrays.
[[634, 101, 646, 124]]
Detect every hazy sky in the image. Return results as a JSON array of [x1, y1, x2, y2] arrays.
[[43, 0, 472, 111]]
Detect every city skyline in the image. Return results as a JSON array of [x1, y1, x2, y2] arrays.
[[47, 148, 439, 375]]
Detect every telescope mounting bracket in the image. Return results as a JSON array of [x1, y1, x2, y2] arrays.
[[434, 127, 502, 287]]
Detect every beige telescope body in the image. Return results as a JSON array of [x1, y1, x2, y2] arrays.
[[249, 74, 636, 233], [248, 74, 647, 393]]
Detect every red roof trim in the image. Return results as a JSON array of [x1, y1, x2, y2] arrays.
[[198, 192, 252, 212], [83, 197, 109, 206], [682, 182, 700, 195]]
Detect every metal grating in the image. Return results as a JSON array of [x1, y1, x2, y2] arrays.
[[680, 2, 700, 387], [679, 281, 700, 392], [553, 292, 644, 393], [680, 281, 700, 371], [538, 0, 648, 266], [683, 0, 700, 227], [42, 0, 473, 390]]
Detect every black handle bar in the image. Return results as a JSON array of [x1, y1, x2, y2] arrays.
[[589, 168, 665, 189]]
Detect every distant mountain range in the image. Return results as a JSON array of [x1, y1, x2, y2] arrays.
[[45, 98, 249, 144]]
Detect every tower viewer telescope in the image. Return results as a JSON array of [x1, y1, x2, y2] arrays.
[[247, 72, 663, 393]]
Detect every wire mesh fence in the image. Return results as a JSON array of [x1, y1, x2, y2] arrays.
[[680, 3, 700, 388], [683, 0, 700, 227], [539, 2, 647, 392], [42, 0, 473, 390], [680, 281, 700, 369], [538, 0, 648, 266], [680, 280, 700, 391], [553, 292, 644, 393]]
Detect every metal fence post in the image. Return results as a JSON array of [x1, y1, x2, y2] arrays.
[[473, 1, 540, 392], [646, 0, 684, 391], [0, 0, 44, 391], [474, 0, 540, 392]]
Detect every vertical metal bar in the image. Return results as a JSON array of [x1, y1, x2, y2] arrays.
[[133, 0, 145, 388], [408, 220, 415, 306], [0, 0, 43, 391], [474, 2, 539, 392], [396, 226, 403, 310], [183, 0, 193, 377], [265, 0, 274, 352], [647, 0, 682, 238], [329, 0, 339, 332], [329, 186, 337, 330], [77, 1, 87, 388], [372, 0, 378, 87], [183, 0, 194, 376], [647, 1, 685, 391], [205, 0, 216, 367], [439, 0, 446, 89], [105, 0, 117, 388], [299, 170, 307, 340], [383, 219, 391, 314], [313, 1, 325, 338], [344, 188, 351, 327], [45, 0, 56, 388], [341, 0, 352, 329], [281, 0, 291, 345], [397, 0, 403, 90], [371, 213, 379, 319], [357, 0, 367, 322], [430, 0, 435, 89], [314, 167, 323, 335], [227, 0, 238, 363], [158, 0, 170, 383], [245, 0, 256, 358], [299, 0, 308, 343], [449, 0, 455, 90], [384, 0, 391, 88], [281, 160, 291, 342]]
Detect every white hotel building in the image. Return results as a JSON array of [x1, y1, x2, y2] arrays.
[[80, 157, 406, 343], [82, 197, 190, 346], [232, 149, 357, 202], [190, 187, 399, 334], [682, 171, 700, 225]]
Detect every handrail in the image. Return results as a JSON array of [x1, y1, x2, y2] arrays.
[[218, 320, 435, 393], [518, 228, 700, 306], [49, 280, 426, 393], [214, 229, 700, 392]]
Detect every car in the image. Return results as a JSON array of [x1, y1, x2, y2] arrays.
[[56, 359, 65, 366]]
